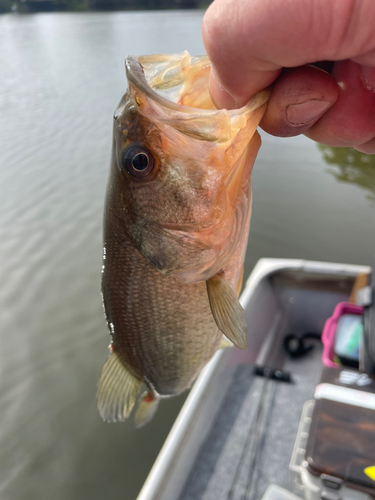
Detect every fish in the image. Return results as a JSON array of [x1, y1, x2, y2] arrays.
[[97, 51, 269, 426]]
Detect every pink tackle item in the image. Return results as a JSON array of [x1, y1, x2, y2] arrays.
[[321, 302, 364, 368]]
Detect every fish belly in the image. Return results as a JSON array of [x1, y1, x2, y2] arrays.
[[102, 216, 221, 396]]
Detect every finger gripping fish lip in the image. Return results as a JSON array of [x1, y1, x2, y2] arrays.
[[125, 52, 269, 116]]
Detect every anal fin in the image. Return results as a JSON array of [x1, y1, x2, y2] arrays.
[[219, 337, 233, 349], [134, 391, 160, 428], [97, 352, 142, 423], [207, 273, 248, 350]]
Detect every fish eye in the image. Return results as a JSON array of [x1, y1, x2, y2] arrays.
[[122, 146, 155, 179]]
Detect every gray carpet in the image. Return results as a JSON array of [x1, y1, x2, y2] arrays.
[[180, 346, 323, 500]]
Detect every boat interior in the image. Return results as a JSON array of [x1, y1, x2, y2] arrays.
[[137, 259, 372, 500]]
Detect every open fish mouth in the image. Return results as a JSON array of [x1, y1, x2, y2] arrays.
[[123, 51, 270, 143]]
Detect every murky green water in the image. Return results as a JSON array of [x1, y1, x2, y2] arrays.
[[0, 10, 374, 500]]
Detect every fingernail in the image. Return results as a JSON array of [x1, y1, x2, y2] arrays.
[[361, 65, 375, 92], [209, 68, 236, 109], [286, 100, 332, 125]]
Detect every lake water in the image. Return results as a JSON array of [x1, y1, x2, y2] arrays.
[[1, 10, 375, 500]]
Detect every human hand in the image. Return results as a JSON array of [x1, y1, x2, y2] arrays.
[[202, 0, 375, 153]]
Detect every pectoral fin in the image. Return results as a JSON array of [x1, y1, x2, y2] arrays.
[[236, 266, 244, 297], [97, 351, 142, 422], [134, 391, 160, 428], [207, 274, 248, 350]]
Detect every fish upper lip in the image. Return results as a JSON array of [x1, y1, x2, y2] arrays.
[[126, 54, 216, 116]]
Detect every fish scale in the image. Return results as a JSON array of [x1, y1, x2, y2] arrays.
[[103, 211, 221, 396]]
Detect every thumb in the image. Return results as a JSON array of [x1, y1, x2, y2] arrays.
[[208, 65, 280, 109]]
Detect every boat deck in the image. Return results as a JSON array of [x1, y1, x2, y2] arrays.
[[180, 347, 322, 500]]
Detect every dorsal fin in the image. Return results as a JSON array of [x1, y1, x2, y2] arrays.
[[207, 273, 248, 350], [97, 352, 142, 422]]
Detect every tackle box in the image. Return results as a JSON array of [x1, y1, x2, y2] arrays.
[[289, 367, 375, 500], [361, 264, 375, 375], [321, 302, 364, 369]]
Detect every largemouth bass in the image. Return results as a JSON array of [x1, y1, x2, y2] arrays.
[[97, 52, 269, 426]]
